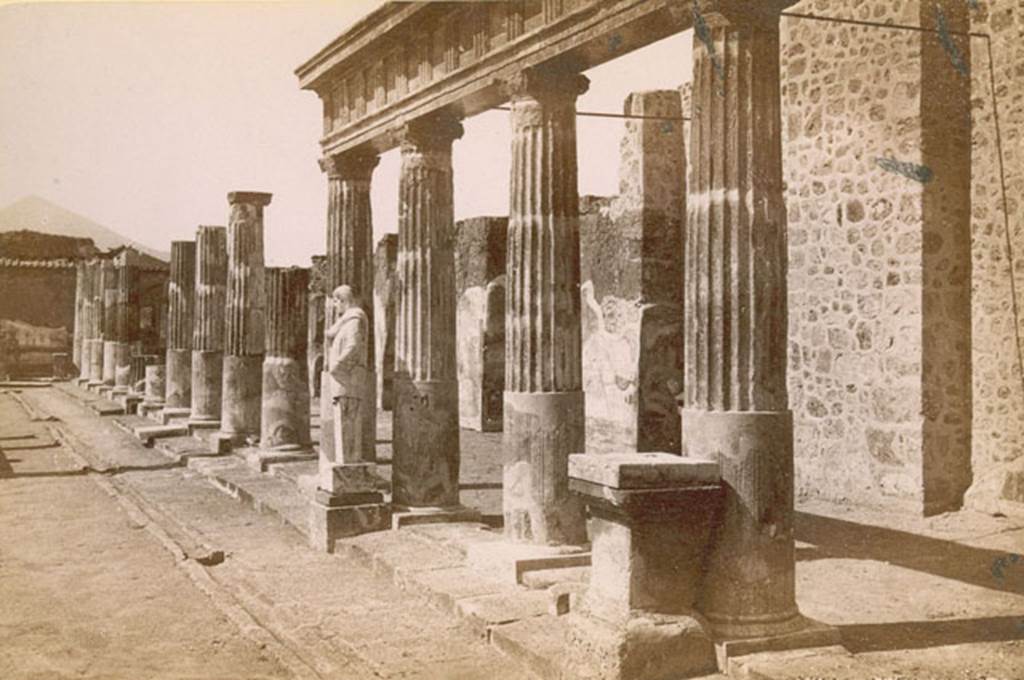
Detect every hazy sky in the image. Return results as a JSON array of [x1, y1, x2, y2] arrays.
[[1, 1, 691, 265]]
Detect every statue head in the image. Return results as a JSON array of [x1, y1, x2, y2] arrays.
[[331, 284, 361, 314]]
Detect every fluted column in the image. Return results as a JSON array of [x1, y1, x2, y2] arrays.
[[220, 191, 271, 442], [261, 267, 311, 449], [111, 257, 139, 392], [165, 241, 196, 408], [502, 68, 589, 545], [392, 113, 464, 509], [681, 7, 800, 638], [89, 259, 114, 385], [78, 260, 96, 380], [72, 260, 86, 371], [190, 226, 228, 426], [319, 152, 378, 463]]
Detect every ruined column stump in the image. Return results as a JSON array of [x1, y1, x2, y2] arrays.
[[217, 192, 270, 449], [189, 225, 228, 435], [501, 68, 589, 546], [391, 112, 478, 527], [566, 453, 723, 680], [139, 363, 167, 417], [681, 7, 839, 657], [164, 241, 195, 422], [251, 267, 315, 471]]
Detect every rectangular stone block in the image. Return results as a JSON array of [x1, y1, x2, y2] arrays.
[[568, 452, 719, 490], [308, 501, 391, 553], [321, 462, 379, 496]]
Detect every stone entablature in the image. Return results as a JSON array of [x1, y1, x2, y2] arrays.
[[296, 0, 797, 157]]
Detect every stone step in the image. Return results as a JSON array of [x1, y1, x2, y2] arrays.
[[153, 435, 218, 463], [87, 398, 125, 416], [520, 566, 590, 590]]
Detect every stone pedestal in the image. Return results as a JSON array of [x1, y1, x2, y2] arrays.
[[191, 225, 228, 428], [259, 267, 312, 456], [319, 152, 378, 463], [455, 217, 506, 432], [165, 241, 195, 410], [502, 67, 589, 545], [144, 364, 166, 406], [220, 192, 271, 445], [566, 452, 723, 679], [392, 112, 468, 517]]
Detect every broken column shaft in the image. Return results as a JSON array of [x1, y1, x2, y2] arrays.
[[392, 113, 464, 510], [502, 68, 589, 545], [111, 257, 140, 392], [681, 7, 801, 638], [320, 152, 378, 462], [220, 191, 271, 443], [165, 241, 195, 408], [261, 267, 311, 449], [190, 226, 228, 427]]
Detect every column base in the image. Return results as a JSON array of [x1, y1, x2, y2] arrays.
[[187, 418, 222, 437], [391, 504, 481, 530], [392, 377, 460, 508], [220, 354, 262, 441], [138, 401, 165, 418], [711, 615, 842, 668], [503, 390, 587, 546]]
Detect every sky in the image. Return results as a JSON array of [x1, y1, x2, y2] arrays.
[[0, 1, 692, 266]]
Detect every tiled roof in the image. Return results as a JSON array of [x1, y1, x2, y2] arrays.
[[0, 257, 75, 269]]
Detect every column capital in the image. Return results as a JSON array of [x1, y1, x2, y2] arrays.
[[399, 111, 464, 153], [685, 0, 786, 29], [499, 66, 589, 103], [227, 191, 273, 207], [319, 150, 379, 181]]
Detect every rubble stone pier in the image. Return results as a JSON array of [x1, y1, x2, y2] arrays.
[[502, 68, 589, 545], [260, 267, 312, 451], [319, 152, 377, 462], [392, 112, 465, 513], [220, 191, 271, 444], [165, 241, 196, 410], [190, 226, 228, 429]]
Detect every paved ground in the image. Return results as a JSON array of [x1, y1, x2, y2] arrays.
[[2, 384, 1024, 679], [0, 387, 531, 680]]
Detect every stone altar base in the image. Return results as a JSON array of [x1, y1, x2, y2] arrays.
[[245, 447, 316, 473], [308, 462, 390, 552], [391, 504, 481, 530], [159, 407, 191, 425], [465, 539, 589, 585]]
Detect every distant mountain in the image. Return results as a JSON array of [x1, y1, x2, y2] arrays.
[[0, 195, 169, 261]]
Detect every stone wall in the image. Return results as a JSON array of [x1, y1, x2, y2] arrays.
[[454, 217, 505, 431], [780, 0, 973, 513], [964, 0, 1024, 514], [580, 90, 686, 455]]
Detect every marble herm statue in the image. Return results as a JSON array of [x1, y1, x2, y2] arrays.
[[325, 284, 369, 466]]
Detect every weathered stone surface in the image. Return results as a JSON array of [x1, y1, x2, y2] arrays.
[[308, 501, 391, 553], [220, 192, 270, 442], [503, 67, 588, 545], [77, 260, 97, 379], [190, 226, 227, 425], [96, 259, 117, 385], [320, 152, 378, 462], [568, 452, 718, 490], [261, 267, 311, 450], [144, 364, 166, 405], [72, 260, 86, 369], [372, 235, 397, 410], [165, 241, 195, 408], [455, 216, 506, 432], [580, 89, 685, 455], [393, 112, 463, 510]]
